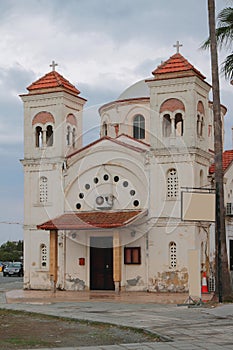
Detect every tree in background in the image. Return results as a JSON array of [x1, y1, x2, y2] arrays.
[[202, 3, 233, 80], [0, 240, 23, 262]]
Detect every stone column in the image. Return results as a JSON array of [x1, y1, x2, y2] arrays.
[[113, 230, 121, 293], [50, 230, 58, 289], [171, 115, 175, 136], [42, 129, 47, 147]]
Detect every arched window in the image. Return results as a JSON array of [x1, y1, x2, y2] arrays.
[[46, 125, 53, 146], [35, 126, 43, 148], [175, 113, 183, 136], [33, 112, 55, 148], [197, 101, 205, 138], [72, 128, 76, 148], [169, 242, 177, 268], [66, 126, 71, 146], [39, 176, 48, 203], [163, 114, 171, 137], [133, 115, 145, 139], [197, 112, 204, 138], [167, 168, 178, 198], [200, 117, 204, 137], [103, 122, 108, 136], [197, 115, 201, 136], [40, 244, 47, 268]]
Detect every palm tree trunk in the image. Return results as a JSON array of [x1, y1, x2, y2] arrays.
[[208, 0, 232, 301]]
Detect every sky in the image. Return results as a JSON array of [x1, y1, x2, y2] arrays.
[[0, 0, 232, 245]]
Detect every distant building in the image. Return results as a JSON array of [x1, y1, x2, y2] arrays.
[[21, 48, 232, 292]]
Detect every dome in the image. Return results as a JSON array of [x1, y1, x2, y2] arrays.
[[117, 79, 150, 100]]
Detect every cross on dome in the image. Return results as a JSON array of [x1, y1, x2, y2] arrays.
[[173, 41, 183, 54], [50, 60, 58, 71]]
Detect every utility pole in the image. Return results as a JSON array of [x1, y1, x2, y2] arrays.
[[207, 0, 232, 301]]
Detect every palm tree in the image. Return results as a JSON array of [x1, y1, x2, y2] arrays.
[[202, 5, 233, 80]]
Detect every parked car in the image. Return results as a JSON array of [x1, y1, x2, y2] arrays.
[[3, 262, 23, 277]]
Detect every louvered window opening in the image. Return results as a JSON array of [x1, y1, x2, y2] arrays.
[[39, 177, 48, 203], [41, 244, 47, 268], [169, 242, 177, 268], [167, 169, 178, 198]]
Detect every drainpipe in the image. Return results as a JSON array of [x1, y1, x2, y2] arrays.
[[146, 231, 149, 292], [61, 161, 67, 290], [62, 232, 66, 290], [144, 149, 152, 291]]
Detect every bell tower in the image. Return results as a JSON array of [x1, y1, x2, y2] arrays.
[[20, 63, 86, 289], [146, 47, 215, 206], [147, 49, 212, 153], [21, 62, 86, 160]]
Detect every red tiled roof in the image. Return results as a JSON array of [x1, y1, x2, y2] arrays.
[[152, 53, 205, 80], [209, 150, 233, 174], [27, 71, 80, 95], [37, 210, 146, 230]]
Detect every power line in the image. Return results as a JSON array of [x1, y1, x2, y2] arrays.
[[0, 221, 23, 225]]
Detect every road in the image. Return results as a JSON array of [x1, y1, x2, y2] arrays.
[[0, 272, 23, 292]]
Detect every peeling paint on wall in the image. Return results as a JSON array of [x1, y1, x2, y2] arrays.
[[126, 275, 142, 286], [27, 271, 51, 290], [149, 269, 188, 292], [65, 276, 85, 291]]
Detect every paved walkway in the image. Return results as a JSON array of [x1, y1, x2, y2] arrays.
[[1, 289, 233, 349]]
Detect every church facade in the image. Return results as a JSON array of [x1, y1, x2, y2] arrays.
[[21, 50, 230, 293]]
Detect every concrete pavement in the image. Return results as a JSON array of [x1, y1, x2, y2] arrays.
[[1, 289, 233, 349]]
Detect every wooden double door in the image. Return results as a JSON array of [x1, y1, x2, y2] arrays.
[[90, 237, 114, 290]]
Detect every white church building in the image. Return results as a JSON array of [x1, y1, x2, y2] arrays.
[[21, 48, 233, 292]]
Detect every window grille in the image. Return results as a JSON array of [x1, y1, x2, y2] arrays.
[[39, 177, 48, 203], [167, 169, 178, 198], [169, 241, 177, 268], [208, 273, 215, 292], [40, 244, 47, 268]]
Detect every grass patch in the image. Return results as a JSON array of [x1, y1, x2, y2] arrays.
[[0, 308, 160, 349]]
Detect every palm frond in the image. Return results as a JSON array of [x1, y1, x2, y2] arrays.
[[216, 7, 233, 48], [217, 7, 233, 27], [201, 7, 233, 50], [215, 26, 233, 48], [200, 38, 211, 50], [221, 53, 233, 80]]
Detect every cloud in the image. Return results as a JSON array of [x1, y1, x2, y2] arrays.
[[0, 65, 35, 150], [0, 0, 231, 244]]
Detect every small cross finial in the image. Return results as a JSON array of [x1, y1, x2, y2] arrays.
[[50, 60, 58, 71], [173, 41, 183, 54]]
